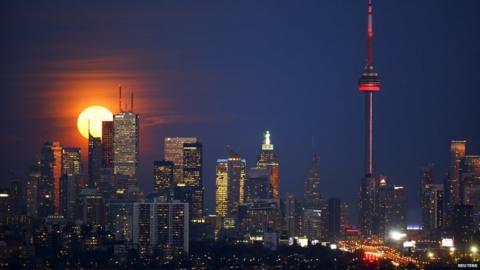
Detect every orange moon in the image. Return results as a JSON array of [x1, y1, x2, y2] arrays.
[[77, 106, 113, 139]]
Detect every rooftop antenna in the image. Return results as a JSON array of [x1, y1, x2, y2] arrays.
[[131, 90, 134, 113], [119, 85, 123, 113]]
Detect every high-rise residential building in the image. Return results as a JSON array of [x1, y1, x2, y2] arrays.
[[376, 178, 407, 239], [358, 0, 382, 238], [215, 159, 228, 217], [421, 184, 444, 236], [153, 160, 174, 196], [164, 137, 197, 184], [113, 111, 139, 186], [239, 199, 282, 236], [108, 198, 136, 241], [256, 131, 279, 199], [420, 165, 434, 231], [284, 193, 302, 238], [460, 155, 480, 215], [132, 198, 189, 256], [88, 134, 103, 188], [244, 167, 272, 202], [102, 121, 114, 169], [304, 153, 321, 209]]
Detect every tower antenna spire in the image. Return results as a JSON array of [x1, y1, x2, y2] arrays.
[[131, 90, 134, 113], [119, 85, 123, 113], [367, 0, 374, 66]]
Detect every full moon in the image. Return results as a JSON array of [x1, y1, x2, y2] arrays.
[[77, 106, 113, 139]]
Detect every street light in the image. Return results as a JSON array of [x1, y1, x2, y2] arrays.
[[427, 252, 434, 260], [471, 246, 478, 254]]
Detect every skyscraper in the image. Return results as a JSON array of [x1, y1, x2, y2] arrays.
[[328, 198, 341, 241], [459, 155, 480, 212], [49, 141, 62, 214], [244, 167, 272, 202], [26, 160, 41, 217], [420, 165, 434, 231], [164, 137, 197, 184], [358, 0, 381, 237], [102, 120, 114, 169], [304, 153, 321, 209], [226, 148, 246, 218], [376, 178, 406, 240], [215, 159, 228, 217], [153, 160, 174, 196], [285, 192, 302, 238], [38, 142, 57, 217], [113, 111, 139, 185], [180, 142, 204, 218], [256, 131, 279, 199], [88, 134, 102, 188], [421, 184, 444, 236], [445, 140, 466, 214], [61, 147, 82, 219]]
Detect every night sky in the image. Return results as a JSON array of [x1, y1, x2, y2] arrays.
[[1, 1, 480, 224]]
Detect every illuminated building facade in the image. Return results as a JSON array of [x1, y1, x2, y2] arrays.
[[153, 160, 174, 196], [284, 193, 302, 238], [164, 137, 197, 184], [182, 142, 204, 218], [215, 159, 228, 217], [49, 142, 62, 214], [102, 120, 114, 169], [38, 142, 57, 217], [358, 0, 381, 237], [304, 153, 321, 209], [419, 165, 434, 232], [79, 189, 106, 226], [26, 160, 41, 217], [62, 147, 81, 176], [256, 131, 279, 199], [133, 199, 189, 255], [460, 155, 480, 218], [113, 112, 139, 185]]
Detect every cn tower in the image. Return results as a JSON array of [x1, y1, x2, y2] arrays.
[[358, 0, 381, 237]]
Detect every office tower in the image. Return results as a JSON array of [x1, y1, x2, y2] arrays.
[[304, 153, 321, 209], [113, 109, 139, 185], [244, 167, 273, 202], [26, 160, 41, 217], [226, 148, 246, 218], [303, 208, 325, 241], [327, 198, 341, 241], [453, 204, 474, 252], [78, 189, 106, 226], [132, 198, 189, 255], [376, 178, 407, 239], [182, 142, 204, 218], [88, 134, 103, 188], [102, 121, 114, 168], [445, 140, 466, 211], [422, 184, 444, 236], [257, 131, 280, 199], [215, 159, 228, 217], [284, 193, 302, 238], [60, 147, 82, 219], [358, 0, 382, 237], [153, 160, 174, 197], [164, 137, 197, 184]]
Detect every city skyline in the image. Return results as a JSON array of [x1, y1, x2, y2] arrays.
[[2, 0, 480, 225]]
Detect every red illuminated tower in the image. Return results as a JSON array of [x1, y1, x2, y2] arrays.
[[358, 0, 381, 237]]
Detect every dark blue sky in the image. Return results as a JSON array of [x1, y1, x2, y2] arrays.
[[1, 1, 480, 224]]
